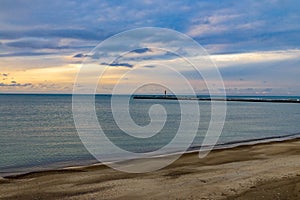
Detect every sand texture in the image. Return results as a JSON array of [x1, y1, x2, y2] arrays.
[[1, 139, 300, 200]]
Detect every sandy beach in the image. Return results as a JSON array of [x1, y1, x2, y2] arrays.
[[1, 139, 300, 200]]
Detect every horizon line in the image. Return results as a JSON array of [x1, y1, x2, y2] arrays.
[[0, 93, 300, 97]]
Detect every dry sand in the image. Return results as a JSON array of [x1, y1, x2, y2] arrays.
[[1, 139, 300, 200]]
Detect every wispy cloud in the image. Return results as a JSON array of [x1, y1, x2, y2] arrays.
[[211, 49, 300, 67]]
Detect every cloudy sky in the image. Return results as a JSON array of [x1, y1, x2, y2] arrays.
[[0, 0, 299, 95]]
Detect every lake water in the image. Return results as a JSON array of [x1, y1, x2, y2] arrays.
[[1, 94, 300, 175]]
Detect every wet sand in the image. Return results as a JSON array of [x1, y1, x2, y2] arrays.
[[1, 139, 300, 199]]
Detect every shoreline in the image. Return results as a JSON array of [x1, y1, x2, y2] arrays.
[[4, 136, 300, 178], [1, 132, 300, 177], [1, 138, 300, 199]]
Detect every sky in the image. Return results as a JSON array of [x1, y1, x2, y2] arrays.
[[0, 0, 299, 95]]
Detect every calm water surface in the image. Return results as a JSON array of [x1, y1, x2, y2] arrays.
[[1, 94, 300, 175]]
